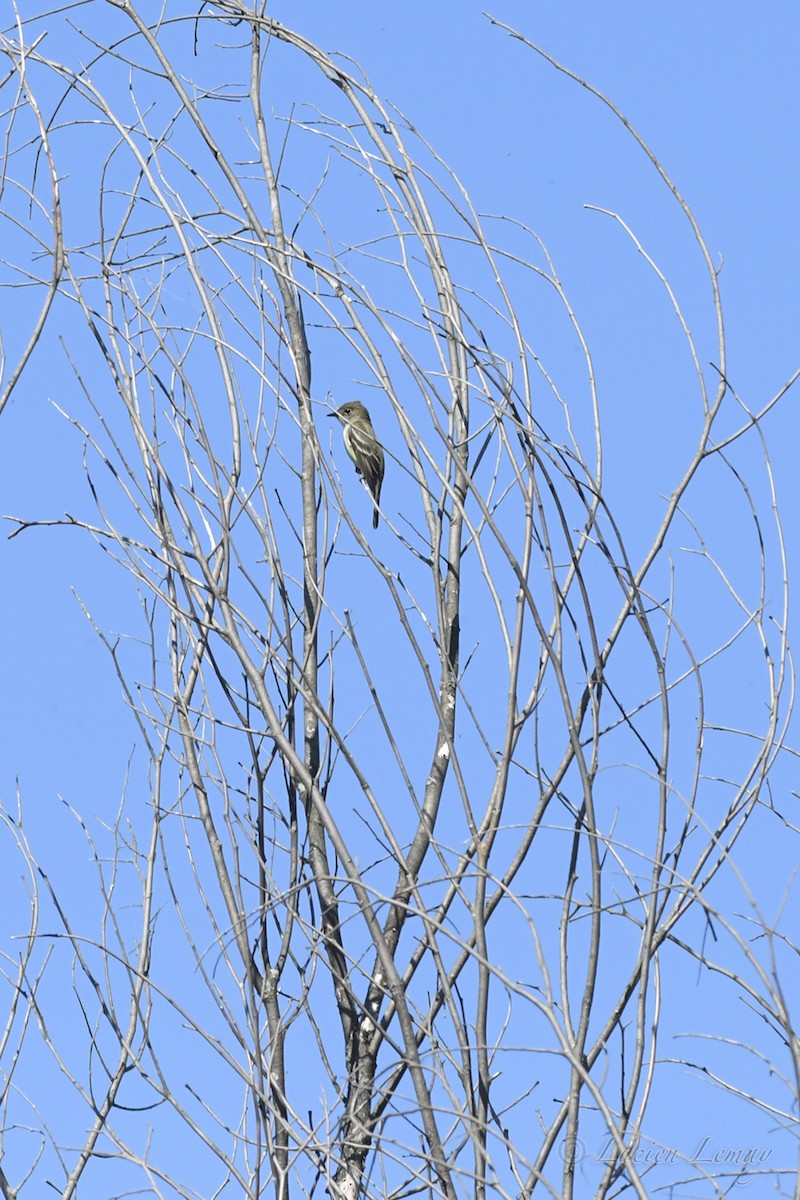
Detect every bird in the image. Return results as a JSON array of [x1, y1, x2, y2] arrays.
[[328, 401, 385, 529]]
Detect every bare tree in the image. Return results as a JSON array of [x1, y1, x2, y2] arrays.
[[1, 5, 797, 1200]]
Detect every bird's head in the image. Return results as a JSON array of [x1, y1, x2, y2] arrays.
[[328, 401, 369, 423]]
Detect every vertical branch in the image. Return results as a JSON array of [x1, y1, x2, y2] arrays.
[[0, 24, 64, 415]]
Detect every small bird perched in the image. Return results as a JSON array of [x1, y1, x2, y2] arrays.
[[328, 401, 385, 529]]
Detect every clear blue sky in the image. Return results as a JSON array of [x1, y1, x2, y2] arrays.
[[5, 2, 797, 789], [1, 3, 798, 1195]]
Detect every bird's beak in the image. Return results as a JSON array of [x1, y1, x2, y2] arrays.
[[327, 412, 338, 419]]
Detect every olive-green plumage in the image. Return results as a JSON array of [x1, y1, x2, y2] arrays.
[[329, 402, 385, 529]]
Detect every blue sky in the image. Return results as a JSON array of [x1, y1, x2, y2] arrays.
[[1, 3, 798, 1197]]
